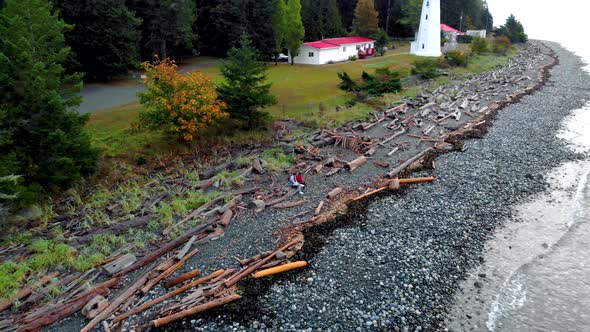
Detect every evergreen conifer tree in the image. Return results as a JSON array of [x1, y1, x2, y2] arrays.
[[0, 0, 98, 206], [284, 0, 305, 65], [353, 0, 380, 38]]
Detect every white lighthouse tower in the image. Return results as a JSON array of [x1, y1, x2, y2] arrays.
[[411, 0, 441, 57]]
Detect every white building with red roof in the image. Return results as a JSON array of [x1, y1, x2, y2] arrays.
[[292, 37, 375, 65]]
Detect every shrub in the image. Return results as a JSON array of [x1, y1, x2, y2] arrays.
[[348, 55, 358, 61], [457, 35, 473, 43], [262, 148, 296, 172], [493, 35, 512, 55], [471, 37, 488, 54], [338, 68, 402, 98], [139, 58, 228, 142], [411, 59, 440, 79], [444, 50, 468, 67]]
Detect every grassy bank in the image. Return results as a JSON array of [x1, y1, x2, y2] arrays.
[[86, 43, 519, 161]]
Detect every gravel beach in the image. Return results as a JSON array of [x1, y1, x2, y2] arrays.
[[177, 42, 589, 331], [43, 40, 584, 332]]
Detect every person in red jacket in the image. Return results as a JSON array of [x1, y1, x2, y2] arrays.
[[295, 172, 305, 185], [289, 172, 306, 194]]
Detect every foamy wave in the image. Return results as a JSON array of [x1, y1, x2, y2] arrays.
[[486, 272, 527, 331]]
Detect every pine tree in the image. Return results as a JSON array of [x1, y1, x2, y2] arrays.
[[0, 0, 98, 205], [217, 37, 277, 129], [244, 0, 276, 56], [399, 0, 422, 34], [496, 14, 527, 43], [55, 0, 141, 81], [284, 0, 305, 65], [272, 0, 288, 63], [302, 0, 344, 41], [128, 0, 196, 59], [353, 0, 379, 38], [321, 0, 345, 38], [375, 29, 389, 56], [337, 0, 357, 32], [301, 0, 322, 41]]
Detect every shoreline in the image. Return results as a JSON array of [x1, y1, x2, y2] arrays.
[[174, 41, 588, 331], [7, 41, 568, 331]]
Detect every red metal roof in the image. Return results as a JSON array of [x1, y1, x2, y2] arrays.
[[304, 41, 340, 49], [304, 36, 375, 49], [321, 37, 375, 45], [441, 24, 461, 33]]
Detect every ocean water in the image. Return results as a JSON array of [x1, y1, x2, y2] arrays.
[[484, 43, 590, 331], [445, 41, 590, 332]]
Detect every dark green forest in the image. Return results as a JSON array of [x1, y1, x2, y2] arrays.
[[45, 0, 495, 81]]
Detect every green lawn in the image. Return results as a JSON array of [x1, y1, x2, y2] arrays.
[[86, 42, 519, 161]]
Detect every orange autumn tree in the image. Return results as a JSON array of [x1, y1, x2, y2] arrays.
[[138, 58, 227, 142]]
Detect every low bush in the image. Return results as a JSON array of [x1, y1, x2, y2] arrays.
[[411, 59, 441, 79], [492, 35, 512, 55], [471, 37, 488, 54], [444, 50, 468, 67], [262, 148, 296, 172], [348, 55, 358, 61], [338, 67, 403, 99]]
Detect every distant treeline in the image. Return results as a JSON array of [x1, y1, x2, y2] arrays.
[[13, 0, 492, 81]]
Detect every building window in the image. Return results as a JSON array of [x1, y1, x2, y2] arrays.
[[308, 52, 314, 57], [427, 1, 430, 7], [422, 44, 425, 49], [343, 46, 347, 52], [356, 45, 360, 50], [426, 14, 428, 20]]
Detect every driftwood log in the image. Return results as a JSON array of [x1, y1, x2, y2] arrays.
[[253, 261, 308, 278], [116, 221, 215, 276], [326, 187, 343, 199], [164, 269, 202, 289], [386, 148, 434, 178], [112, 269, 225, 324], [151, 294, 242, 328], [346, 156, 367, 172], [18, 278, 119, 331]]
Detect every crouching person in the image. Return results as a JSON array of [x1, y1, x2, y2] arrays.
[[289, 172, 305, 194]]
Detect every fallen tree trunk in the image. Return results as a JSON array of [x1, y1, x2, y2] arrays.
[[112, 269, 225, 324], [224, 240, 301, 289], [116, 221, 215, 277], [71, 215, 155, 246], [253, 261, 308, 278], [164, 269, 202, 289], [314, 201, 324, 216], [272, 200, 306, 209], [386, 148, 434, 178], [346, 156, 367, 172], [151, 294, 242, 328], [81, 261, 160, 332], [140, 249, 199, 294], [200, 160, 236, 180], [218, 209, 233, 227], [326, 187, 343, 199], [352, 177, 436, 201], [0, 272, 59, 313], [399, 177, 435, 184], [239, 251, 273, 267], [18, 279, 118, 332]]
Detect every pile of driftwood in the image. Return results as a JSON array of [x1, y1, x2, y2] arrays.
[[0, 42, 554, 331], [1, 237, 305, 331]]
